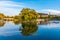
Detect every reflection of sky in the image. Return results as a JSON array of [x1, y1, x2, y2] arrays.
[[36, 22, 60, 40], [0, 21, 60, 40], [0, 22, 21, 36], [39, 22, 60, 28], [0, 21, 60, 36]]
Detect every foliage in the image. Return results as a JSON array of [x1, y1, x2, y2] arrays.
[[13, 15, 21, 21], [20, 22, 38, 36], [0, 13, 5, 19], [13, 20, 20, 25], [0, 21, 5, 27], [20, 8, 38, 22], [14, 16, 19, 19]]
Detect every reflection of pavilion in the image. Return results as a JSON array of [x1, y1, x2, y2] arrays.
[[20, 23, 38, 36]]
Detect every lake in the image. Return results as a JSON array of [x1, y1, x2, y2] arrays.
[[0, 21, 60, 40]]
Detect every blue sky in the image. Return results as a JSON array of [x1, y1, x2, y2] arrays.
[[0, 0, 60, 16]]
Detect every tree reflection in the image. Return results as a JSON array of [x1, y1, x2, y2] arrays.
[[0, 21, 5, 27], [20, 22, 38, 36], [13, 20, 20, 25]]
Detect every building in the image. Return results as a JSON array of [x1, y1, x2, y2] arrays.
[[38, 13, 48, 19], [4, 16, 14, 21]]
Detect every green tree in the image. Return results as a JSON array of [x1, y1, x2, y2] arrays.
[[20, 8, 38, 22], [0, 13, 5, 19]]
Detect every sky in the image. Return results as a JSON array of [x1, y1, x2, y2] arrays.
[[0, 0, 60, 16]]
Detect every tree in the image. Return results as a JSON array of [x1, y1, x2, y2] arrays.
[[14, 16, 19, 19], [13, 15, 21, 22], [20, 8, 38, 22], [0, 13, 5, 19]]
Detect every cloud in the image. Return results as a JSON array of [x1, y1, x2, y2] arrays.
[[41, 9, 60, 13], [0, 8, 21, 16], [0, 1, 24, 16], [0, 1, 24, 7], [41, 9, 60, 15]]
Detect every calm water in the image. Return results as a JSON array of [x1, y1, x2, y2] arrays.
[[0, 21, 60, 40]]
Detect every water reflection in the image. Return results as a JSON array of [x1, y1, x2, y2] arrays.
[[0, 21, 5, 27], [13, 21, 20, 25], [0, 21, 60, 40], [20, 22, 38, 36]]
